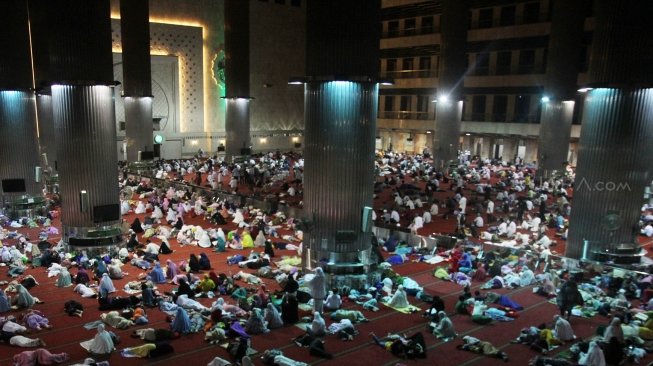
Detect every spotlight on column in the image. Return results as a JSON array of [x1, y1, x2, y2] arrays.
[[577, 88, 593, 93], [288, 77, 306, 85], [439, 95, 450, 103], [541, 96, 550, 103], [79, 190, 89, 213]]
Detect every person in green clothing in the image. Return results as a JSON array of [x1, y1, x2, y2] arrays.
[[455, 295, 470, 315]]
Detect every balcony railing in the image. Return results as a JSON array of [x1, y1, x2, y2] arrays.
[[380, 69, 438, 79], [465, 113, 539, 123], [382, 25, 439, 38], [378, 111, 433, 120]]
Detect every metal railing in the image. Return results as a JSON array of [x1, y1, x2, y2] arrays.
[[382, 25, 439, 38], [380, 69, 438, 79], [378, 111, 433, 120]]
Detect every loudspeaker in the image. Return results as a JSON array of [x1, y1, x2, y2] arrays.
[[240, 147, 251, 155], [79, 190, 89, 212], [217, 145, 225, 152], [294, 142, 301, 148]]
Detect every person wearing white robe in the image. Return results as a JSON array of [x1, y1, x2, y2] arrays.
[[176, 294, 207, 312], [9, 334, 46, 348], [324, 291, 342, 311], [151, 206, 163, 221], [553, 315, 575, 342], [579, 340, 606, 366], [254, 231, 266, 247], [430, 203, 439, 216], [134, 201, 146, 215], [216, 228, 226, 242], [194, 226, 206, 241], [233, 209, 245, 225], [2, 320, 27, 333], [144, 242, 160, 255], [307, 268, 327, 314], [166, 208, 176, 224], [410, 216, 423, 234], [198, 232, 212, 248], [307, 312, 326, 337], [74, 284, 97, 298], [120, 201, 131, 216], [519, 267, 535, 287], [422, 211, 432, 224], [387, 285, 410, 308], [80, 324, 114, 354]]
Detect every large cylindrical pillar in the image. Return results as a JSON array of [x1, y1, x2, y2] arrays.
[[538, 0, 586, 178], [120, 0, 153, 163], [433, 0, 469, 169], [46, 0, 123, 253], [302, 0, 380, 288], [566, 0, 653, 260], [0, 0, 43, 215], [224, 0, 251, 160]]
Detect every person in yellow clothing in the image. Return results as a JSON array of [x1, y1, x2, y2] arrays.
[[241, 230, 254, 249]]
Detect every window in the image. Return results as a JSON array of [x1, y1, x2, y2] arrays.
[[421, 16, 434, 34], [472, 95, 486, 120], [400, 96, 411, 111], [419, 56, 431, 77], [475, 53, 489, 76], [478, 8, 494, 28], [496, 51, 512, 75], [404, 18, 416, 36], [514, 95, 531, 122], [416, 95, 429, 113], [402, 58, 414, 71], [500, 5, 516, 26], [386, 59, 397, 73], [492, 95, 508, 122], [523, 2, 540, 23], [518, 49, 535, 74], [384, 96, 394, 112], [290, 0, 301, 6], [387, 21, 399, 37]]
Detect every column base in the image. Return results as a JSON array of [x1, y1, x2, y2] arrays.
[[307, 249, 381, 288], [63, 223, 126, 257], [1, 194, 48, 220]]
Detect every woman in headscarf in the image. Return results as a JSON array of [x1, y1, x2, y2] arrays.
[[557, 279, 583, 319], [141, 282, 156, 307], [126, 232, 139, 252], [0, 287, 12, 312], [171, 307, 192, 334], [432, 311, 456, 340], [12, 348, 69, 366], [159, 238, 173, 255], [603, 317, 624, 345], [264, 240, 275, 258], [198, 231, 212, 249], [214, 234, 226, 253], [519, 266, 536, 287], [175, 278, 195, 300], [199, 253, 212, 270], [147, 262, 167, 284], [254, 231, 266, 248], [55, 267, 73, 288], [536, 273, 557, 297], [579, 340, 606, 366], [94, 260, 108, 279], [281, 293, 299, 324], [14, 284, 38, 309], [188, 254, 201, 273], [307, 267, 327, 313], [553, 315, 575, 342], [264, 303, 284, 329], [471, 262, 487, 282], [387, 285, 410, 309], [245, 308, 269, 334], [80, 323, 114, 354], [307, 311, 326, 337], [256, 285, 269, 307], [174, 217, 184, 230], [604, 336, 625, 366], [130, 217, 144, 233], [98, 273, 116, 298], [21, 310, 51, 330], [165, 259, 178, 282], [241, 230, 254, 249], [197, 274, 216, 293], [284, 273, 299, 294], [74, 267, 90, 285]]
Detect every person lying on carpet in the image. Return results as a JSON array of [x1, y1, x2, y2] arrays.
[[457, 335, 509, 362], [369, 331, 427, 359], [12, 348, 70, 366]]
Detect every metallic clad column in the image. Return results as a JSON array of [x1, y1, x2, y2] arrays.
[[538, 101, 574, 177], [46, 0, 123, 252], [52, 85, 120, 228], [120, 0, 153, 162], [566, 89, 653, 259], [566, 0, 653, 260], [433, 0, 469, 169], [224, 0, 251, 159], [537, 0, 586, 177], [302, 0, 380, 287], [433, 100, 463, 167], [303, 81, 377, 273], [0, 92, 41, 197], [0, 0, 42, 202]]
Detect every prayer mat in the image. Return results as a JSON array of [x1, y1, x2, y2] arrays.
[[382, 302, 421, 314]]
